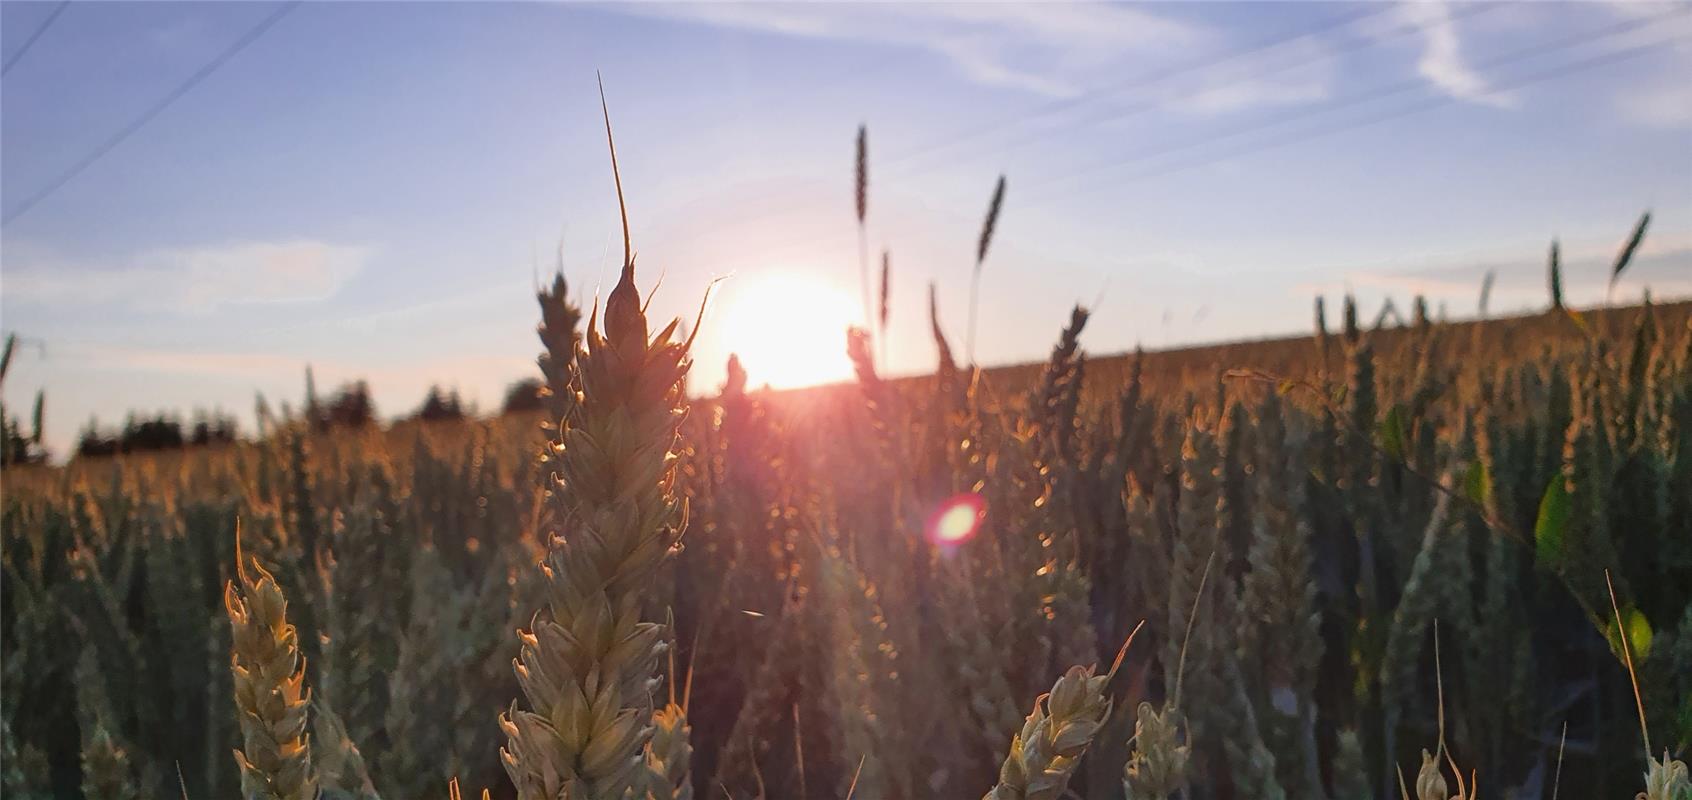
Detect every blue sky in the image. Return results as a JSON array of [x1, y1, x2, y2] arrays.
[[3, 1, 1689, 456]]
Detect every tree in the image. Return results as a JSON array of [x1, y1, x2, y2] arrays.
[[415, 385, 466, 422], [502, 377, 546, 414], [189, 409, 240, 447], [120, 413, 184, 452], [324, 381, 377, 428]]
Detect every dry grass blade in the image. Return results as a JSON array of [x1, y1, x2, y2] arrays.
[[1172, 548, 1216, 708], [1606, 570, 1651, 755], [1604, 570, 1691, 800], [844, 755, 865, 800], [792, 702, 806, 800], [1551, 721, 1566, 800]]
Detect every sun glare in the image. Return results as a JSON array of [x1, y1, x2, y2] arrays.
[[717, 272, 859, 389], [927, 493, 985, 548]]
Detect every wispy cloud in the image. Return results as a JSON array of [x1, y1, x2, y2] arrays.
[[1400, 0, 1516, 108], [610, 2, 1210, 97], [3, 239, 374, 313]]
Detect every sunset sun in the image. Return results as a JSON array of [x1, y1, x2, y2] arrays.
[[716, 271, 859, 390]]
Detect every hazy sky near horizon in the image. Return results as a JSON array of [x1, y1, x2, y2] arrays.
[[3, 0, 1690, 455]]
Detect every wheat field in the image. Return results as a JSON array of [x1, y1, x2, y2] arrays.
[[3, 155, 1691, 799]]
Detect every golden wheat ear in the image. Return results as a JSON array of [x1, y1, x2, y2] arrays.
[[225, 519, 317, 800], [502, 81, 697, 800]]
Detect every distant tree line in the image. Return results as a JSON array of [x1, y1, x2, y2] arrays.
[[58, 366, 552, 461], [304, 376, 381, 431], [75, 409, 241, 458]]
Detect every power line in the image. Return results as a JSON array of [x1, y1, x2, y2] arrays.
[[733, 5, 1415, 266], [890, 1, 1501, 184], [742, 13, 1685, 274], [1022, 10, 1686, 204], [2, 1, 300, 226], [1, 0, 70, 77], [877, 3, 1397, 175], [693, 9, 1405, 236]]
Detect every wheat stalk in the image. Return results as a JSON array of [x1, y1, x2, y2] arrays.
[[500, 78, 697, 800]]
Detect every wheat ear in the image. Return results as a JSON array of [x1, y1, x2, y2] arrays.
[[644, 703, 694, 800], [985, 627, 1139, 800], [500, 78, 696, 800], [225, 528, 317, 800]]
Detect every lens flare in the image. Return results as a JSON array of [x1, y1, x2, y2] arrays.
[[927, 493, 985, 547]]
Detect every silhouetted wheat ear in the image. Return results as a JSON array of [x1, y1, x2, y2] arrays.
[[855, 124, 867, 225], [1549, 238, 1564, 310], [978, 175, 1006, 268], [879, 249, 890, 332], [1611, 209, 1650, 298], [0, 333, 15, 386], [500, 78, 696, 800], [879, 248, 891, 366], [856, 124, 872, 333], [968, 174, 1007, 365]]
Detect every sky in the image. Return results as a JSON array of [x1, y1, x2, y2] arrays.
[[2, 0, 1690, 457]]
